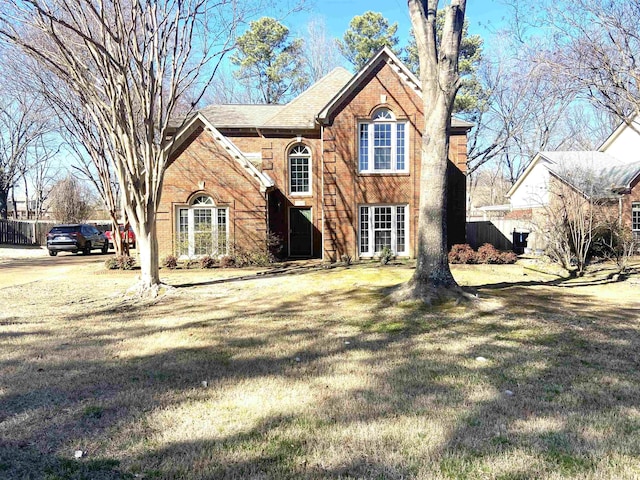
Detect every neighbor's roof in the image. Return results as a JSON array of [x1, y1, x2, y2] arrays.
[[541, 151, 640, 198], [198, 68, 353, 130]]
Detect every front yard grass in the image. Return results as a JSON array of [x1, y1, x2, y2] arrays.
[[1, 260, 639, 479]]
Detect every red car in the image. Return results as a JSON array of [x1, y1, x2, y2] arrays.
[[105, 225, 136, 250]]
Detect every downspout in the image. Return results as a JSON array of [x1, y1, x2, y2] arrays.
[[320, 119, 325, 262]]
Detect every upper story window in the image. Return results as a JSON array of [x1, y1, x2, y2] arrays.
[[359, 108, 408, 174], [289, 144, 311, 195]]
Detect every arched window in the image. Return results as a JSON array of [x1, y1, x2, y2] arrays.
[[358, 108, 408, 173], [176, 195, 228, 257], [289, 143, 311, 195]]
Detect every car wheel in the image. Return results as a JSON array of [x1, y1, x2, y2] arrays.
[[101, 241, 108, 254], [48, 250, 57, 256], [83, 242, 91, 255]]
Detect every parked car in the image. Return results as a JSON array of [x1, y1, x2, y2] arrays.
[[105, 225, 136, 250], [46, 224, 109, 256]]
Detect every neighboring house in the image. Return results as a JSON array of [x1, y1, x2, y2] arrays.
[[6, 197, 50, 220], [159, 47, 472, 261], [505, 119, 640, 249]]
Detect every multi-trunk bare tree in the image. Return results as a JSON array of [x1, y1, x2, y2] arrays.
[[0, 88, 53, 219], [0, 0, 254, 294]]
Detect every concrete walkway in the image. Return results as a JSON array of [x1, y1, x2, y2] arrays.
[[0, 244, 48, 259]]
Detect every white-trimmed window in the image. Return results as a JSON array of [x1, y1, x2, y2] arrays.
[[359, 204, 408, 256], [359, 108, 408, 173], [289, 144, 311, 195], [177, 195, 228, 257], [633, 202, 640, 240]]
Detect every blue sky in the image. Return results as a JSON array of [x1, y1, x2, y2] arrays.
[[289, 0, 510, 48]]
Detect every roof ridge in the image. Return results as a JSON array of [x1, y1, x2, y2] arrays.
[[262, 67, 353, 126]]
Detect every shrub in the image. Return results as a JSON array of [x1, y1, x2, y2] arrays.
[[162, 254, 178, 269], [230, 244, 276, 267], [448, 244, 477, 264], [499, 251, 518, 264], [104, 255, 135, 270], [219, 255, 235, 268], [340, 254, 352, 265], [477, 243, 501, 264], [449, 243, 517, 264], [199, 255, 217, 269], [379, 245, 394, 265]]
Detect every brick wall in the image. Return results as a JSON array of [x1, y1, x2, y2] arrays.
[[158, 127, 268, 257], [226, 133, 323, 257], [322, 61, 469, 260], [160, 61, 470, 261], [621, 176, 640, 229]]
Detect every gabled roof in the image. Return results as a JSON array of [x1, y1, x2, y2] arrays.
[[598, 115, 640, 152], [166, 112, 275, 191], [197, 68, 353, 130], [316, 46, 474, 129], [262, 68, 353, 128], [198, 104, 284, 129], [506, 150, 640, 200]]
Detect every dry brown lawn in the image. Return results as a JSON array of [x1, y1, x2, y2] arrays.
[[1, 259, 640, 479]]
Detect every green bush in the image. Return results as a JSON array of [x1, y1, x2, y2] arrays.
[[379, 245, 394, 265]]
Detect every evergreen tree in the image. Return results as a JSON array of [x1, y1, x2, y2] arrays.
[[338, 11, 401, 71], [231, 17, 308, 104], [405, 12, 483, 115]]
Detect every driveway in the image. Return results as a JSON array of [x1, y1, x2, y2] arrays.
[[0, 245, 114, 289]]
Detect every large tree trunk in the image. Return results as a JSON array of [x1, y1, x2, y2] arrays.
[[135, 220, 160, 289], [0, 189, 8, 219], [412, 96, 457, 288], [391, 0, 468, 305]]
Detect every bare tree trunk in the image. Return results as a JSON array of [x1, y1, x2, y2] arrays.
[[412, 98, 457, 287], [392, 0, 468, 305], [10, 185, 17, 218], [133, 218, 160, 290], [0, 189, 7, 219]]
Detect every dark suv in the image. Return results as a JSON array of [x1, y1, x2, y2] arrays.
[[46, 224, 109, 256]]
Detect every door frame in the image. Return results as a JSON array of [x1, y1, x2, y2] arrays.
[[288, 207, 313, 257]]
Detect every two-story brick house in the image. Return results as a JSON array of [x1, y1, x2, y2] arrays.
[[159, 47, 472, 261]]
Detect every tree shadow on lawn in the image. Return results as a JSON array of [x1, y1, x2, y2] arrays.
[[2, 273, 640, 478]]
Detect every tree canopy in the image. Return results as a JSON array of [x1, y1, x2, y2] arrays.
[[337, 11, 401, 71], [231, 17, 308, 104], [405, 12, 483, 115]]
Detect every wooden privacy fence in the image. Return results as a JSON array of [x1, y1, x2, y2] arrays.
[[0, 219, 56, 246], [466, 219, 534, 252]]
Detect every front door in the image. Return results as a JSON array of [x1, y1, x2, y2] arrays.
[[289, 207, 312, 257]]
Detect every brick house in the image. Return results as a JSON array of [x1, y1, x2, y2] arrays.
[[159, 47, 472, 261]]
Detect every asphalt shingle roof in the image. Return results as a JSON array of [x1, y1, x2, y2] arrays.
[[198, 68, 353, 129], [540, 151, 640, 198]]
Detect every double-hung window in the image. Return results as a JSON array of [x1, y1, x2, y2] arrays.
[[177, 195, 228, 257], [359, 108, 408, 173], [359, 204, 408, 256], [289, 144, 311, 195]]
